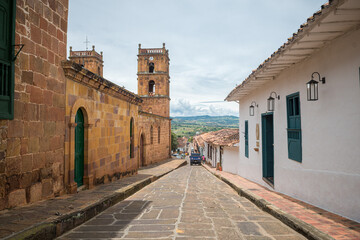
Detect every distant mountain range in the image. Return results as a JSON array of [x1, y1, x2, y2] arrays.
[[171, 115, 239, 138]]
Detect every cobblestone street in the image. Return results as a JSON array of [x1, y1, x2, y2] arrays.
[[59, 164, 305, 239]]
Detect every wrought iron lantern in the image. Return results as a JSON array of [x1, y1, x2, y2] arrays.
[[307, 72, 325, 101], [249, 101, 258, 116], [267, 92, 280, 112]]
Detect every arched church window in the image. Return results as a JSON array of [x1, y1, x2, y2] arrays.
[[130, 118, 134, 158], [150, 126, 153, 144], [158, 126, 160, 144], [149, 80, 155, 96], [149, 62, 154, 73]]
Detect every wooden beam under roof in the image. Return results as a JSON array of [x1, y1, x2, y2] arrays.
[[335, 8, 360, 15]]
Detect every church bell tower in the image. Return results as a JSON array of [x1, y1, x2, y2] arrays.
[[137, 43, 170, 118]]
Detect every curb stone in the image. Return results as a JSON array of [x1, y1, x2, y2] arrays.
[[3, 160, 187, 240], [202, 165, 334, 240]]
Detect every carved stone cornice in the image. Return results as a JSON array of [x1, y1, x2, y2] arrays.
[[62, 60, 143, 105], [138, 110, 171, 120]]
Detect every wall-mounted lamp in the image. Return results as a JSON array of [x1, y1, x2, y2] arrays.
[[249, 101, 258, 116], [267, 92, 280, 112], [307, 72, 325, 101]]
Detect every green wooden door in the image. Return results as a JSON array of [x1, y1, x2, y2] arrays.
[[75, 109, 84, 187], [0, 0, 15, 119], [244, 120, 249, 158], [262, 113, 274, 182]]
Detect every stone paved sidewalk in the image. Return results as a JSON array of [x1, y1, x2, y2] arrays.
[[0, 158, 186, 240], [203, 164, 360, 240]]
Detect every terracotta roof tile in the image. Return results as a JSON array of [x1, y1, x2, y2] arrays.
[[194, 129, 239, 147]]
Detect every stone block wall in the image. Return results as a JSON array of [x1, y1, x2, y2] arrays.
[[141, 97, 170, 117], [137, 51, 169, 74], [138, 112, 171, 166], [63, 62, 141, 192], [138, 74, 169, 97], [0, 0, 68, 210]]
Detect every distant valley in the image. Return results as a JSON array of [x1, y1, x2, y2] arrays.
[[171, 115, 239, 138]]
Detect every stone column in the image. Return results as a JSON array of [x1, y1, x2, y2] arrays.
[[67, 123, 77, 194], [83, 123, 94, 189]]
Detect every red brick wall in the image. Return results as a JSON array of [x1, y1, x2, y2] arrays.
[[0, 0, 68, 210]]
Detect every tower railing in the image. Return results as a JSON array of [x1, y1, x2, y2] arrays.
[[139, 48, 164, 54], [70, 50, 102, 60]]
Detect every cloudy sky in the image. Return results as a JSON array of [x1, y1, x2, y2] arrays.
[[67, 0, 326, 117]]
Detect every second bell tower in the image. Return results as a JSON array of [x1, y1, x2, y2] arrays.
[[137, 43, 170, 118]]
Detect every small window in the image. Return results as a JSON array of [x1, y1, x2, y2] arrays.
[[150, 126, 153, 144], [149, 62, 154, 73], [0, 0, 15, 119], [130, 118, 134, 158], [149, 80, 155, 95], [158, 127, 160, 144], [245, 120, 249, 158], [286, 93, 302, 162]]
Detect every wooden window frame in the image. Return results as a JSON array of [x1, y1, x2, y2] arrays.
[[286, 92, 302, 162]]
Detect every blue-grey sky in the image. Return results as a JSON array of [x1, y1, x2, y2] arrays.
[[67, 0, 326, 116]]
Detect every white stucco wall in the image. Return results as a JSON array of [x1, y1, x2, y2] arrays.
[[237, 28, 360, 222], [203, 142, 220, 167], [222, 146, 239, 174]]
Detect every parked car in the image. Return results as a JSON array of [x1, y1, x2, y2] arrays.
[[190, 153, 201, 165]]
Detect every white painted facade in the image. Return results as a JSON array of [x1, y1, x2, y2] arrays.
[[222, 145, 239, 174], [203, 142, 219, 168], [234, 28, 360, 222]]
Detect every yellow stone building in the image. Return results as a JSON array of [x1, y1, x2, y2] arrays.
[[62, 44, 171, 192]]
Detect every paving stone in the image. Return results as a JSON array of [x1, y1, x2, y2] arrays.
[[124, 231, 173, 238], [216, 227, 244, 240], [84, 218, 115, 225], [74, 225, 126, 232], [212, 217, 234, 227], [178, 223, 213, 229], [177, 228, 216, 237], [237, 222, 263, 236], [158, 209, 179, 219], [273, 235, 307, 240], [58, 164, 306, 240], [114, 213, 140, 220], [244, 236, 272, 240], [62, 231, 123, 238], [128, 224, 174, 231], [140, 209, 161, 219], [258, 221, 296, 235]]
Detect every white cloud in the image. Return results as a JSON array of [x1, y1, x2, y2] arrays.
[[68, 0, 326, 116], [171, 99, 238, 117]]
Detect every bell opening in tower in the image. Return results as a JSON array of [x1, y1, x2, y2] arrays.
[[149, 62, 154, 73], [149, 80, 155, 96]]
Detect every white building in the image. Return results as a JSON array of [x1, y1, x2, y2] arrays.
[[226, 0, 360, 222], [194, 129, 239, 172]]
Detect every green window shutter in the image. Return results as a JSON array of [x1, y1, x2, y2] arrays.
[[245, 120, 249, 158], [286, 93, 302, 162], [0, 0, 15, 119]]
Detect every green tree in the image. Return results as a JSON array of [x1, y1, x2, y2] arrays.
[[171, 131, 178, 152]]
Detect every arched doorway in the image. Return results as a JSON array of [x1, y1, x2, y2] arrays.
[[140, 133, 146, 167], [75, 109, 84, 186]]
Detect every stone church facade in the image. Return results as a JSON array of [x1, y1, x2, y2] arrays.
[[0, 0, 171, 210]]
